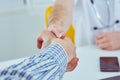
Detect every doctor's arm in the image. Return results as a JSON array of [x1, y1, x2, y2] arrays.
[[37, 0, 78, 72], [48, 0, 74, 38], [37, 0, 74, 49], [95, 32, 120, 50]]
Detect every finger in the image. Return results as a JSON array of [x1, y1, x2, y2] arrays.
[[66, 57, 79, 72], [105, 47, 116, 50], [37, 37, 43, 49], [37, 30, 46, 49], [96, 34, 104, 40], [98, 42, 110, 49], [49, 27, 66, 39], [52, 29, 65, 38], [41, 42, 47, 49], [95, 37, 107, 45], [104, 45, 117, 51], [37, 30, 54, 49], [40, 37, 51, 49]]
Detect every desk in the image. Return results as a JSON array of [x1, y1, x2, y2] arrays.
[[0, 45, 120, 80], [63, 45, 120, 80]]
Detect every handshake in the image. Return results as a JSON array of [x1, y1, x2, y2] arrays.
[[37, 29, 79, 72]]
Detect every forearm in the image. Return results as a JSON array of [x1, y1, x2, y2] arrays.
[[0, 43, 68, 80], [48, 0, 74, 32]]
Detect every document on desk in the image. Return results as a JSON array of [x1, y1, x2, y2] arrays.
[[100, 57, 120, 72]]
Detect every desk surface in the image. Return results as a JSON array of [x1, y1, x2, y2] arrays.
[[0, 45, 120, 80], [63, 45, 120, 80]]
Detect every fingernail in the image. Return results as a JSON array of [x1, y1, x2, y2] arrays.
[[59, 32, 65, 38], [75, 58, 79, 62]]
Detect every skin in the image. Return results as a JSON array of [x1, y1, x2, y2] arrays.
[[48, 0, 74, 38], [37, 0, 120, 71], [37, 0, 79, 72], [95, 32, 120, 50], [48, 0, 120, 51], [37, 30, 79, 71]]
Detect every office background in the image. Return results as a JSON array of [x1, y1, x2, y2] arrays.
[[0, 0, 53, 61]]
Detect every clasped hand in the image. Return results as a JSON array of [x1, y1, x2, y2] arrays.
[[37, 30, 79, 72]]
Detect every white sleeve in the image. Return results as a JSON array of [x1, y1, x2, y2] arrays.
[[53, 0, 78, 4]]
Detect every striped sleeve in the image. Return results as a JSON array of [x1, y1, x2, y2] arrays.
[[0, 43, 68, 80]]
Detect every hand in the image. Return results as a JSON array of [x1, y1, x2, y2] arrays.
[[52, 37, 79, 71], [48, 25, 66, 39], [37, 30, 79, 71], [66, 57, 79, 72], [52, 37, 76, 62], [95, 32, 120, 50], [37, 30, 56, 49]]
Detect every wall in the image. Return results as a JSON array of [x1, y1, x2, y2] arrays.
[[0, 0, 53, 61]]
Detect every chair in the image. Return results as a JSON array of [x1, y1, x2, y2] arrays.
[[45, 6, 75, 44]]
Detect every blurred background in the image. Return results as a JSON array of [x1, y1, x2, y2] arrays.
[[0, 0, 53, 61]]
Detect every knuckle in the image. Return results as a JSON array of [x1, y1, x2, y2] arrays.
[[104, 32, 110, 37]]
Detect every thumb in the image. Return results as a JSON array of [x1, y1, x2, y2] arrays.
[[41, 42, 47, 49], [48, 26, 66, 39], [37, 37, 43, 49], [66, 57, 79, 72], [53, 30, 65, 39]]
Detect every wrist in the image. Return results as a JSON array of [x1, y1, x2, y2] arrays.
[[51, 39, 73, 62], [48, 23, 61, 32]]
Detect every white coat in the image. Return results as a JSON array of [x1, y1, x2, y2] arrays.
[[73, 0, 120, 47]]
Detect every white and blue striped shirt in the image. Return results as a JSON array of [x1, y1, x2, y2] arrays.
[[0, 43, 68, 80]]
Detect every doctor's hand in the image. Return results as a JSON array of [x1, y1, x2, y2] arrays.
[[37, 30, 79, 71], [95, 32, 120, 50], [48, 25, 66, 39]]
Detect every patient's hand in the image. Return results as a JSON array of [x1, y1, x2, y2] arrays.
[[37, 30, 79, 71], [37, 30, 56, 49]]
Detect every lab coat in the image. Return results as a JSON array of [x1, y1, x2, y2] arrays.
[[73, 0, 120, 47]]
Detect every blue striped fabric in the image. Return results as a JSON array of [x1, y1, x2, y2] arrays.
[[0, 43, 68, 80]]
